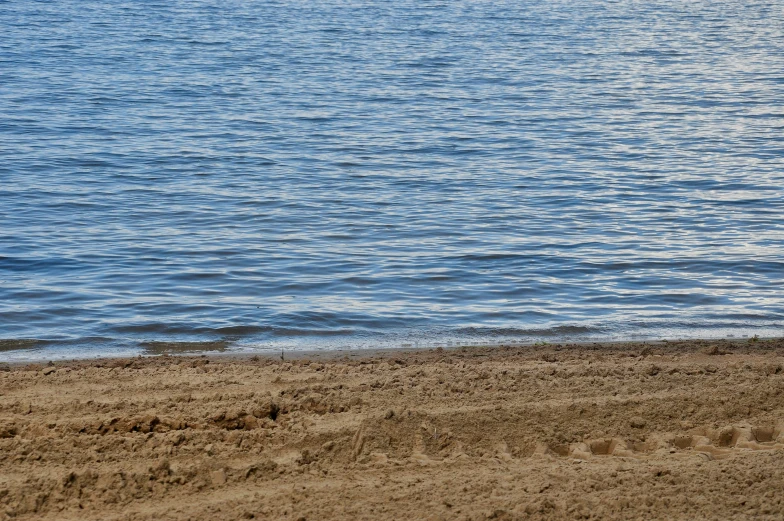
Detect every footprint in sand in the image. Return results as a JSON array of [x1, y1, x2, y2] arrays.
[[537, 422, 784, 461]]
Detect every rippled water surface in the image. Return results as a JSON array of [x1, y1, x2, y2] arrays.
[[2, 0, 784, 360]]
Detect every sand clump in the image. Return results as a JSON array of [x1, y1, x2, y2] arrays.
[[1, 338, 784, 520]]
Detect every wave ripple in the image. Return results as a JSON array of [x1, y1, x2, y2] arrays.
[[1, 0, 783, 359]]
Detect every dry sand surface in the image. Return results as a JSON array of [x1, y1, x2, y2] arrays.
[[2, 339, 784, 521]]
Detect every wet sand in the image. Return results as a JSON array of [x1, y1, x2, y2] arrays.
[[1, 338, 784, 520]]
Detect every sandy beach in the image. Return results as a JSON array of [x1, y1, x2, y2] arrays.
[[1, 338, 783, 520]]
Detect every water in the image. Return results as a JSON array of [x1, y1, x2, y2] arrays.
[[2, 0, 783, 361]]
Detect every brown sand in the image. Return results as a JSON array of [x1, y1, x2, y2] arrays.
[[1, 338, 784, 520]]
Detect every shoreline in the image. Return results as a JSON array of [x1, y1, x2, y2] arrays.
[[1, 338, 783, 520], [1, 336, 780, 367]]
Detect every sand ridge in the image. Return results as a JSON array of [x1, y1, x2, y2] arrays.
[[1, 339, 783, 520]]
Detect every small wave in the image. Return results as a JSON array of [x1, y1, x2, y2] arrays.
[[270, 328, 356, 337], [215, 325, 274, 336], [454, 326, 603, 337], [0, 339, 41, 352], [110, 323, 215, 335]]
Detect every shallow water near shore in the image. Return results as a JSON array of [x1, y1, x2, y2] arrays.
[[2, 0, 784, 361]]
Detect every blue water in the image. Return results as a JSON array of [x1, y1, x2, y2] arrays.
[[2, 0, 783, 360]]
